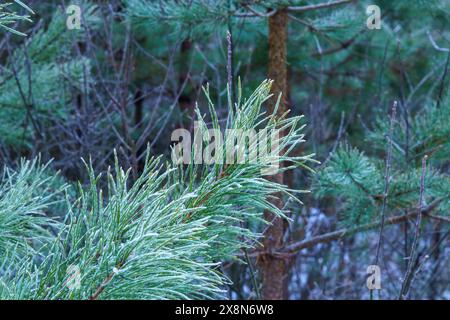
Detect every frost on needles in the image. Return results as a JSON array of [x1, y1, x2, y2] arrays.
[[0, 80, 314, 300]]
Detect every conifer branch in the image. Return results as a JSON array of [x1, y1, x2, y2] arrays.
[[287, 0, 354, 13], [281, 197, 446, 255]]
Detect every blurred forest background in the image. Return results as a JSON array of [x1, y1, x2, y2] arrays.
[[0, 0, 449, 300]]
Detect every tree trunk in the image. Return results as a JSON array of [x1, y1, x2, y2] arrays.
[[258, 9, 289, 300]]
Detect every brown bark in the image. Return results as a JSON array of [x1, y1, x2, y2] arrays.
[[258, 9, 289, 300]]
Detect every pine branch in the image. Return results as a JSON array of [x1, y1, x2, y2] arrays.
[[0, 1, 34, 36], [287, 0, 354, 13], [0, 80, 313, 300], [282, 197, 446, 255]]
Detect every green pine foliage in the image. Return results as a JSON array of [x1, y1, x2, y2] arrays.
[[0, 3, 98, 148], [0, 1, 34, 36], [368, 97, 450, 163], [0, 158, 64, 260], [0, 81, 313, 299], [315, 96, 450, 227], [125, 0, 229, 38]]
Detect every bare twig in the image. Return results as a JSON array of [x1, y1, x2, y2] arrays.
[[226, 30, 234, 103], [424, 213, 450, 223], [436, 51, 450, 109], [399, 155, 428, 300], [89, 262, 124, 300], [242, 5, 278, 18], [287, 0, 354, 13], [426, 31, 450, 109], [318, 111, 346, 169], [227, 0, 234, 105], [243, 247, 261, 300], [426, 31, 450, 52], [281, 197, 445, 255], [374, 101, 397, 266]]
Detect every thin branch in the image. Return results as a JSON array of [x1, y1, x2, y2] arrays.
[[287, 0, 354, 13], [282, 197, 445, 254], [436, 50, 450, 109], [409, 230, 450, 293], [399, 155, 428, 300], [426, 31, 450, 52], [425, 31, 450, 109], [424, 213, 450, 223], [243, 247, 261, 300], [312, 28, 366, 57], [227, 0, 235, 105], [374, 101, 397, 266], [89, 261, 124, 300], [242, 5, 277, 17], [318, 111, 346, 169], [226, 31, 234, 103]]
